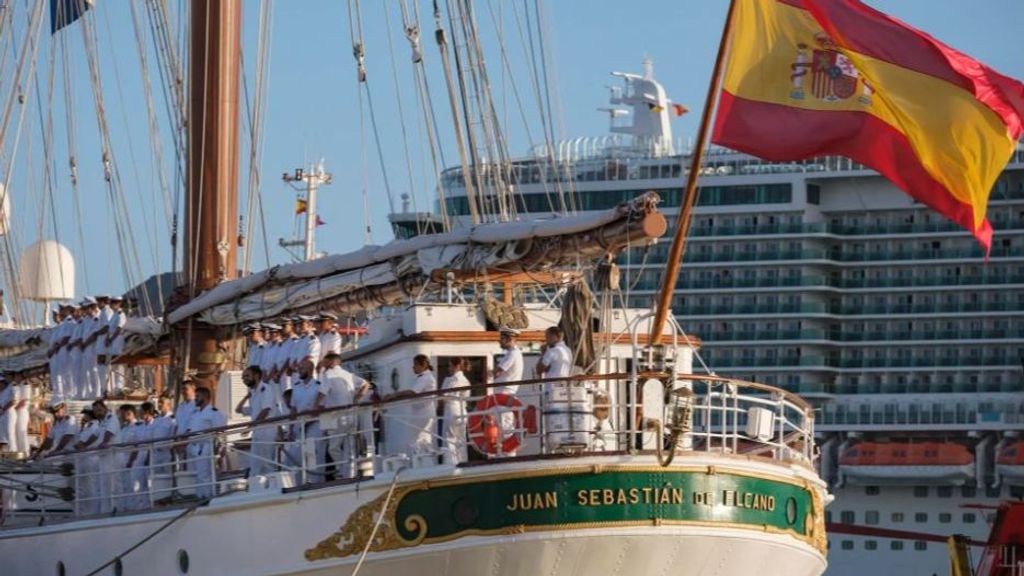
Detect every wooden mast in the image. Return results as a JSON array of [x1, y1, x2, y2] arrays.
[[184, 0, 241, 396], [649, 0, 737, 345]]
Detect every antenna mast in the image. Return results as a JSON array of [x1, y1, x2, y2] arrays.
[[280, 162, 332, 261]]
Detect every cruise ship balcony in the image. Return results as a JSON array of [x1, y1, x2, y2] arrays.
[[817, 396, 1024, 432]]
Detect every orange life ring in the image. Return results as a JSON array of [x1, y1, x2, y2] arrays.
[[468, 393, 536, 456]]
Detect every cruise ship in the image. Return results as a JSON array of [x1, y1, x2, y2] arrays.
[[392, 60, 1024, 576]]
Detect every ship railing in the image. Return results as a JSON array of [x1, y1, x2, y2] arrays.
[[1, 373, 814, 525]]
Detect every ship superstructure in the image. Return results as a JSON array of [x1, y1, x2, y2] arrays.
[[402, 61, 1024, 576]]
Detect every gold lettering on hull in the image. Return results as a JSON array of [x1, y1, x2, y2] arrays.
[[722, 490, 776, 511], [506, 491, 559, 512], [576, 488, 684, 506]]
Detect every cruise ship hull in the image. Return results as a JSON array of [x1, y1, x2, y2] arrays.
[[0, 456, 827, 576]]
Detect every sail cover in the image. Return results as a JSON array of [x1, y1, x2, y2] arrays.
[[169, 192, 665, 326]]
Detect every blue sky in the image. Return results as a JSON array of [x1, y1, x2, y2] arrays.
[[6, 0, 1024, 305]]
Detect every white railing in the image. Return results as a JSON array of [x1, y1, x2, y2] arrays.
[[0, 373, 815, 527]]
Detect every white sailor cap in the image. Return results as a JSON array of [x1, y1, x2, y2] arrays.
[[498, 326, 521, 337], [296, 314, 317, 322], [262, 323, 282, 331], [110, 295, 124, 302], [80, 296, 97, 306], [96, 295, 111, 301], [280, 316, 295, 324], [242, 323, 262, 333], [319, 312, 338, 321]]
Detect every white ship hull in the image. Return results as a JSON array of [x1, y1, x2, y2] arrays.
[[0, 456, 827, 576]]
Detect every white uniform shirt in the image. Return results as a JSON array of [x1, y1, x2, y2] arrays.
[[84, 313, 103, 352], [260, 340, 281, 379], [542, 341, 574, 378], [106, 311, 127, 356], [283, 336, 301, 368], [290, 377, 322, 413], [247, 343, 265, 369], [47, 415, 78, 454], [175, 401, 198, 436], [294, 334, 320, 366], [70, 319, 87, 352], [250, 382, 277, 420], [100, 305, 113, 325], [185, 405, 226, 435], [98, 413, 121, 442], [440, 371, 470, 419], [78, 420, 100, 446], [149, 414, 176, 441], [318, 330, 342, 361], [320, 366, 365, 409], [115, 421, 142, 466], [494, 347, 524, 394]]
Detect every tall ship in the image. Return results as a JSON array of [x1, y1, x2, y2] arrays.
[[0, 2, 830, 576], [392, 60, 1024, 576]]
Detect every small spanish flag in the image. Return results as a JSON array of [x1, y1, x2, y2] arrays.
[[295, 199, 308, 215], [316, 215, 326, 227], [713, 0, 1024, 254], [647, 103, 665, 113], [672, 103, 688, 117]]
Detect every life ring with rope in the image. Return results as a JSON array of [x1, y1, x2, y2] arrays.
[[468, 393, 537, 456]]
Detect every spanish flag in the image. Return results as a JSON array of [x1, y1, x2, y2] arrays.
[[295, 199, 308, 215], [712, 0, 1024, 253]]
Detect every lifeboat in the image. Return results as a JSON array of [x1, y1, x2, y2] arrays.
[[995, 440, 1024, 485], [838, 441, 975, 485]]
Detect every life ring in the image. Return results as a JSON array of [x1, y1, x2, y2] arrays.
[[468, 394, 537, 456]]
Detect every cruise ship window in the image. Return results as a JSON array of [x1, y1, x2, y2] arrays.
[[987, 486, 1002, 498], [891, 512, 904, 523], [864, 541, 878, 551], [915, 513, 928, 523], [865, 511, 880, 525], [939, 513, 952, 524], [841, 541, 854, 551], [937, 487, 953, 498], [865, 486, 880, 496], [963, 513, 977, 524], [840, 511, 855, 524], [914, 541, 928, 551], [891, 541, 904, 551], [962, 486, 977, 498]]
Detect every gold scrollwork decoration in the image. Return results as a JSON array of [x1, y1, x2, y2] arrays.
[[304, 486, 417, 561]]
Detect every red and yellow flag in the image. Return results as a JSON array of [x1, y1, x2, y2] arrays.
[[712, 0, 1024, 252], [295, 199, 308, 215]]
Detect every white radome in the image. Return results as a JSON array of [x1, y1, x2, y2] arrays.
[[19, 240, 75, 301]]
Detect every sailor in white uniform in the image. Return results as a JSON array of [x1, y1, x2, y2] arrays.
[[46, 306, 68, 402], [12, 373, 33, 454], [0, 378, 14, 449], [290, 359, 326, 481], [132, 402, 159, 509], [103, 297, 128, 393], [80, 299, 105, 398], [278, 317, 300, 391], [537, 326, 574, 385], [93, 296, 113, 395], [184, 386, 226, 499], [73, 409, 100, 515], [174, 381, 199, 470], [439, 357, 471, 464], [149, 397, 176, 476], [492, 327, 524, 395], [319, 353, 369, 477], [33, 401, 77, 459], [491, 327, 525, 456], [237, 366, 277, 476], [91, 400, 121, 514], [114, 404, 143, 510], [244, 323, 266, 369], [317, 313, 342, 365], [67, 305, 88, 399], [384, 355, 437, 457]]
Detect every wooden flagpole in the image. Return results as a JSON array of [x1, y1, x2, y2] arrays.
[[650, 0, 739, 345]]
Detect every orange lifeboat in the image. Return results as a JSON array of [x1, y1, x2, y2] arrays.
[[995, 440, 1024, 486], [838, 441, 975, 485]]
